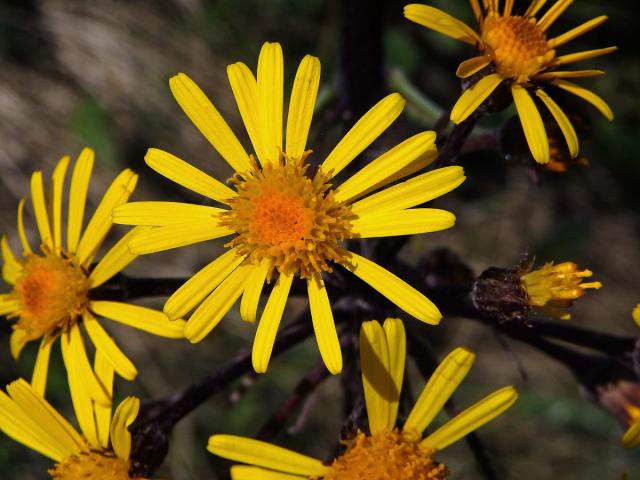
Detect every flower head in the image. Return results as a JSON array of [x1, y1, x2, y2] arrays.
[[404, 0, 615, 164], [113, 42, 466, 375], [0, 378, 147, 479], [0, 149, 185, 404], [520, 261, 601, 319], [207, 318, 518, 479]]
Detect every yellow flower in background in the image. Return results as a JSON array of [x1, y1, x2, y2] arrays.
[[0, 376, 146, 479], [0, 149, 185, 405], [404, 0, 615, 164], [520, 261, 601, 319], [113, 42, 466, 375], [208, 318, 518, 479], [622, 304, 640, 448]]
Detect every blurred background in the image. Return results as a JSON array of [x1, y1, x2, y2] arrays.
[[1, 0, 639, 478]]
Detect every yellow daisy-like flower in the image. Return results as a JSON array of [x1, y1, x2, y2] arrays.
[[520, 261, 601, 319], [0, 148, 185, 405], [404, 0, 615, 164], [113, 42, 466, 374], [622, 304, 640, 448], [0, 374, 148, 479], [208, 318, 518, 479]]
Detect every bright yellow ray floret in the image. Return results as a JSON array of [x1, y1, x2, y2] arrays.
[[207, 318, 518, 479], [113, 42, 466, 375], [404, 0, 615, 164], [0, 376, 149, 479], [0, 149, 185, 405]]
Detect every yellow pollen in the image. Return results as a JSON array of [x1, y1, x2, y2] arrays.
[[320, 430, 448, 480], [221, 152, 354, 279], [521, 261, 601, 319], [12, 250, 90, 341], [481, 13, 555, 81], [49, 450, 146, 480]]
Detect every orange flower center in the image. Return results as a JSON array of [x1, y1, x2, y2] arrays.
[[12, 251, 89, 341], [321, 430, 448, 480], [481, 13, 555, 81], [221, 153, 354, 279], [49, 451, 146, 480]]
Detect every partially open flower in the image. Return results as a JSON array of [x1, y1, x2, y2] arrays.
[[207, 319, 518, 479], [520, 261, 601, 319]]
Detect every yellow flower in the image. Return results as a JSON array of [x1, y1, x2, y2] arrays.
[[0, 378, 146, 479], [113, 42, 466, 374], [0, 149, 185, 405], [207, 318, 518, 479], [404, 0, 615, 164], [520, 261, 601, 319]]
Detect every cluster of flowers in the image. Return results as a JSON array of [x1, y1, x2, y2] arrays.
[[0, 1, 630, 478]]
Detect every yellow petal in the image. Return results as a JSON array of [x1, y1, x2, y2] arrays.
[[83, 312, 137, 380], [127, 221, 233, 255], [0, 294, 19, 317], [285, 55, 321, 159], [403, 4, 480, 45], [456, 56, 491, 79], [113, 201, 224, 226], [94, 350, 115, 449], [183, 263, 251, 343], [169, 73, 251, 173], [321, 93, 405, 179], [230, 465, 307, 480], [469, 0, 482, 21], [110, 397, 139, 460], [633, 304, 640, 327], [165, 249, 246, 320], [3, 379, 85, 459], [524, 0, 548, 17], [240, 259, 270, 323], [67, 147, 94, 253], [383, 318, 406, 430], [50, 155, 70, 250], [404, 347, 475, 435], [68, 324, 111, 406], [534, 70, 605, 81], [2, 235, 22, 284], [76, 169, 138, 266], [334, 131, 437, 204], [622, 420, 640, 448], [31, 335, 55, 397], [308, 274, 342, 375], [91, 301, 186, 338], [31, 171, 52, 248], [503, 0, 514, 16], [536, 89, 579, 158], [351, 208, 456, 238], [421, 386, 518, 450], [252, 271, 294, 373], [89, 226, 150, 288], [360, 320, 394, 433], [345, 251, 441, 324], [511, 84, 549, 164], [144, 148, 236, 202], [227, 61, 266, 164], [208, 435, 326, 477], [450, 73, 503, 124], [553, 46, 617, 67], [257, 42, 284, 165], [61, 329, 99, 446], [548, 15, 608, 48], [351, 166, 465, 215], [537, 0, 573, 31], [10, 328, 29, 360], [17, 198, 32, 255], [551, 79, 614, 120]]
